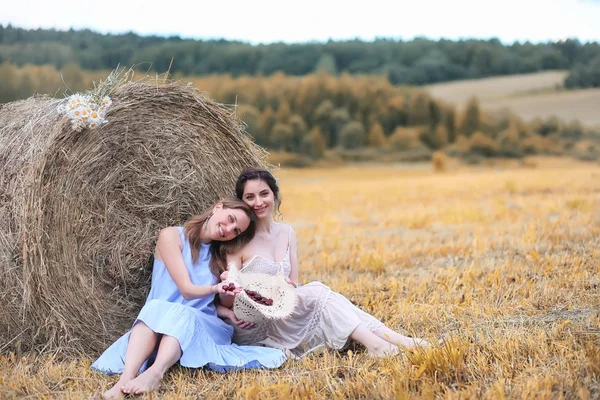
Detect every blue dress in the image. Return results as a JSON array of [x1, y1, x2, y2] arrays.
[[92, 227, 287, 374]]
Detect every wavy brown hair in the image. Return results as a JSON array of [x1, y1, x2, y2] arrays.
[[183, 197, 256, 278]]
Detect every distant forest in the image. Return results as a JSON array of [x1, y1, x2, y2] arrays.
[[1, 25, 599, 87], [1, 63, 598, 166]]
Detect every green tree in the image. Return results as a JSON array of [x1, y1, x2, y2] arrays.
[[2, 26, 600, 84], [564, 120, 584, 139], [444, 108, 457, 143], [428, 99, 442, 130], [300, 127, 327, 159], [289, 114, 308, 152], [339, 121, 366, 149], [237, 105, 265, 145], [383, 95, 408, 133], [314, 53, 338, 75], [276, 100, 291, 124], [270, 123, 294, 151], [461, 97, 481, 136], [468, 131, 498, 156], [314, 99, 334, 140], [389, 127, 421, 151], [535, 116, 562, 136], [329, 108, 351, 147], [367, 122, 387, 148], [497, 122, 523, 157], [408, 92, 429, 125], [259, 106, 276, 144], [419, 123, 448, 150], [433, 124, 449, 149]]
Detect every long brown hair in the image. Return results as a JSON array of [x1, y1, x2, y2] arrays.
[[183, 197, 256, 278]]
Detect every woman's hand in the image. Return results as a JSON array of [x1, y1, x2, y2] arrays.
[[213, 282, 243, 296], [226, 308, 255, 329], [285, 278, 298, 288]]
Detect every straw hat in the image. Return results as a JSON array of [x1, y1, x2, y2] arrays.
[[227, 263, 297, 323]]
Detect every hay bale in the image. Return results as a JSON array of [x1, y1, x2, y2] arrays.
[[0, 81, 267, 356]]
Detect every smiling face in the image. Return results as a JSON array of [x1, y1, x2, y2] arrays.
[[207, 204, 251, 241], [241, 179, 276, 220]]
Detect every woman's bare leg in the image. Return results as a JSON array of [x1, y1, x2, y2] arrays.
[[350, 325, 400, 357], [102, 321, 159, 400], [373, 325, 431, 348], [121, 335, 182, 395]]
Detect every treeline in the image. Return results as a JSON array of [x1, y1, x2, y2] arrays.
[[1, 63, 597, 165], [2, 25, 600, 86], [565, 54, 600, 88]]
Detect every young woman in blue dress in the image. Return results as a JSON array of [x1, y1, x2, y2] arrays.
[[93, 197, 286, 400]]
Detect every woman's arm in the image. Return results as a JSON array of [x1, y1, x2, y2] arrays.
[[287, 226, 299, 286], [216, 302, 234, 319], [155, 227, 220, 300], [218, 252, 244, 308], [216, 301, 255, 329]]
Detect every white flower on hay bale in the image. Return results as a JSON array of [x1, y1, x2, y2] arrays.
[[59, 68, 120, 132], [61, 94, 112, 132], [0, 69, 269, 357]]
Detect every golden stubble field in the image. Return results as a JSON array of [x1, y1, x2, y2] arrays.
[[1, 159, 599, 399]]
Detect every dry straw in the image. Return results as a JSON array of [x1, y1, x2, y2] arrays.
[[0, 72, 267, 356]]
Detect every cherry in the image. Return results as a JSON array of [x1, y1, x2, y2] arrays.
[[243, 289, 273, 306], [221, 283, 237, 292]]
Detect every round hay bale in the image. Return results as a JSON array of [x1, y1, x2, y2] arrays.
[[0, 81, 267, 356]]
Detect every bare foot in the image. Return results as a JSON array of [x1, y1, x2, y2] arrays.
[[121, 369, 163, 395], [367, 342, 400, 357], [103, 377, 130, 400], [398, 337, 432, 349]]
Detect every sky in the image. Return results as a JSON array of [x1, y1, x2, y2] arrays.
[[1, 0, 599, 44]]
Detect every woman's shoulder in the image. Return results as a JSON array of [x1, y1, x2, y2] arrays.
[[157, 226, 184, 243], [160, 226, 182, 235], [275, 222, 295, 239], [154, 227, 184, 261], [274, 222, 294, 233]]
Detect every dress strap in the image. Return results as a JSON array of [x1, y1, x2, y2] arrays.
[[285, 226, 292, 259]]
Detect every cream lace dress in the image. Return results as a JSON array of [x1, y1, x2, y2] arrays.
[[228, 229, 384, 358]]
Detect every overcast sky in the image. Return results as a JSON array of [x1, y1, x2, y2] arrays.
[[1, 0, 599, 44]]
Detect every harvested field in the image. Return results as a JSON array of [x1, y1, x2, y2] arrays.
[[426, 71, 600, 127], [483, 88, 600, 127], [1, 159, 599, 399], [425, 71, 568, 104]]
